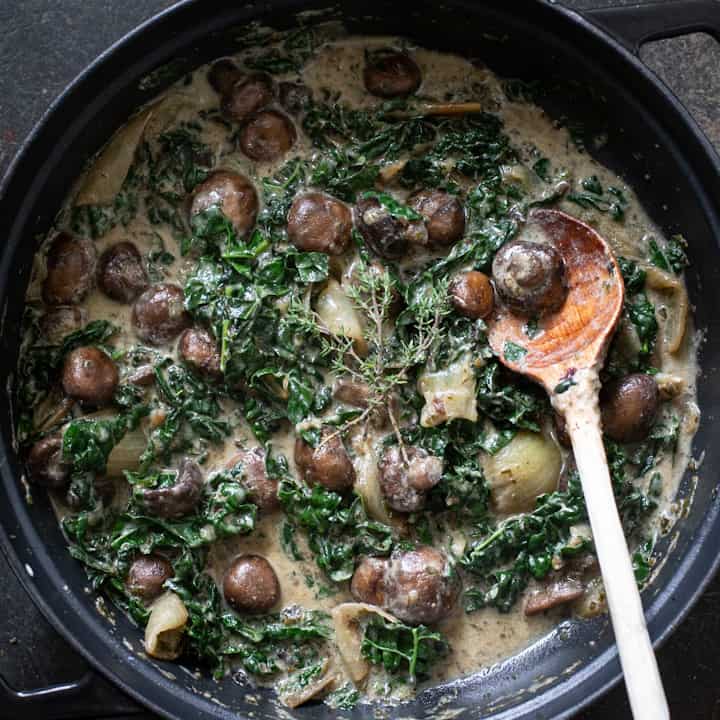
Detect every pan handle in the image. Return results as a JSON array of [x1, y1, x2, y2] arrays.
[[582, 0, 720, 55], [0, 669, 140, 718]]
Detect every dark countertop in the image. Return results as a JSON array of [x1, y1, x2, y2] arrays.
[[1, 2, 720, 719]]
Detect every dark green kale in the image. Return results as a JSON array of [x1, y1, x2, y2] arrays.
[[278, 479, 394, 582], [625, 294, 658, 364], [140, 362, 229, 469], [648, 234, 689, 275], [566, 175, 628, 221], [222, 607, 331, 676], [618, 256, 647, 295], [462, 473, 589, 612], [475, 361, 549, 432], [361, 617, 449, 682]]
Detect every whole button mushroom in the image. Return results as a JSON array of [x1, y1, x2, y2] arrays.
[[354, 196, 425, 260], [190, 171, 259, 237], [222, 73, 274, 123], [127, 555, 174, 601], [408, 190, 465, 247], [27, 434, 71, 489], [132, 283, 191, 346], [363, 50, 422, 98], [351, 546, 460, 625], [223, 554, 280, 613], [226, 446, 280, 512], [97, 241, 148, 303], [207, 58, 243, 96], [492, 239, 568, 317], [178, 327, 222, 379], [287, 193, 353, 255], [42, 232, 97, 306], [140, 458, 204, 519], [62, 346, 119, 407], [294, 428, 356, 493], [378, 445, 443, 513], [600, 373, 660, 442], [449, 271, 494, 320], [239, 110, 296, 162]]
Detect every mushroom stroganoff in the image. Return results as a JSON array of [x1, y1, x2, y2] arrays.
[[16, 23, 699, 710]]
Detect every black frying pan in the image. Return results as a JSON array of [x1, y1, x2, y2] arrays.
[[1, 1, 720, 718]]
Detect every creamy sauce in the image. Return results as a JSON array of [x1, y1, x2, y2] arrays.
[[19, 26, 699, 709]]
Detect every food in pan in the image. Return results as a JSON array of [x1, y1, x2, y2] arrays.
[[16, 23, 699, 709]]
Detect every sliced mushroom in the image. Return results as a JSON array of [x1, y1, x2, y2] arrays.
[[140, 458, 204, 518], [524, 577, 585, 616]]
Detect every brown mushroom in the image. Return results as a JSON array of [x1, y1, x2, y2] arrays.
[[239, 110, 296, 162], [178, 327, 221, 379], [294, 428, 356, 493], [42, 232, 97, 306], [351, 546, 460, 625], [27, 434, 71, 489], [97, 241, 148, 303], [222, 73, 274, 122], [449, 271, 494, 320], [408, 190, 465, 247], [363, 50, 422, 98], [223, 554, 280, 613], [225, 447, 280, 512], [190, 171, 259, 237], [287, 193, 352, 255], [600, 373, 660, 442], [132, 283, 191, 346], [353, 196, 425, 260], [378, 445, 443, 513], [492, 239, 568, 316], [207, 58, 243, 96], [127, 555, 174, 601], [61, 346, 119, 407], [140, 458, 204, 519]]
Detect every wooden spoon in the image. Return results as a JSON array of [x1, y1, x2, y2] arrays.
[[488, 208, 669, 720]]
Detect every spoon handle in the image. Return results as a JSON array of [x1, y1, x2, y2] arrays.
[[566, 405, 669, 720]]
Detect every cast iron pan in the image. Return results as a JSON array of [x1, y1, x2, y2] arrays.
[[1, 1, 720, 718]]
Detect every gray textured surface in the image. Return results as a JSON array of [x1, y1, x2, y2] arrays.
[[1, 2, 720, 719]]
